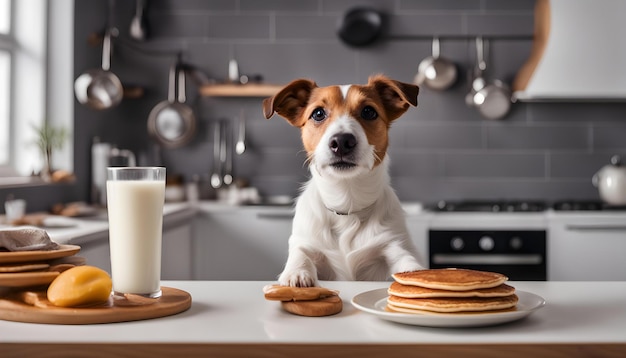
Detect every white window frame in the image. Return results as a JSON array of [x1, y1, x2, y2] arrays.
[[0, 0, 73, 186]]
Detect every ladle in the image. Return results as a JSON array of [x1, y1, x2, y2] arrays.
[[130, 0, 149, 41], [235, 110, 246, 155]]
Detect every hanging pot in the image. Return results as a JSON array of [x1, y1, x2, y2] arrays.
[[467, 37, 512, 120], [147, 64, 197, 148], [414, 37, 458, 91], [74, 29, 123, 110], [337, 7, 383, 47]]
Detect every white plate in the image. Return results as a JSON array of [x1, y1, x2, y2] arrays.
[[351, 288, 545, 328]]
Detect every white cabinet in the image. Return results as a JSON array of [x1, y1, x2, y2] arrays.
[[78, 236, 111, 273], [549, 214, 626, 281], [192, 206, 293, 280], [162, 221, 193, 280], [404, 211, 430, 269]]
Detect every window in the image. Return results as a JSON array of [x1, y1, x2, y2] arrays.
[[0, 0, 73, 183], [0, 51, 9, 166], [0, 0, 11, 168]]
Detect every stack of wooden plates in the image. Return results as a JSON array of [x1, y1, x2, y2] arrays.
[[387, 268, 519, 315], [0, 245, 83, 288]]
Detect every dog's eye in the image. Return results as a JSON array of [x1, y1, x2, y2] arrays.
[[310, 107, 327, 122], [361, 106, 378, 120]]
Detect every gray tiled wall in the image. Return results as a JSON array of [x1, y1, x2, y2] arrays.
[[67, 0, 626, 205]]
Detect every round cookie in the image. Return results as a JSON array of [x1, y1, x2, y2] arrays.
[[263, 284, 338, 301], [281, 295, 343, 317]]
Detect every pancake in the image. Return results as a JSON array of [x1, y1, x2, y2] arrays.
[[385, 304, 517, 315], [388, 281, 515, 298], [387, 294, 519, 313], [0, 263, 49, 273], [392, 268, 508, 291]]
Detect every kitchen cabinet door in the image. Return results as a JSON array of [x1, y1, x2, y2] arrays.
[[549, 218, 626, 281], [404, 214, 430, 269], [192, 207, 292, 280], [162, 222, 193, 280]]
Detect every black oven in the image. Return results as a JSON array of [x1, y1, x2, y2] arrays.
[[428, 229, 547, 281]]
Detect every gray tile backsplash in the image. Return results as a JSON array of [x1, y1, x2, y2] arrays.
[[33, 0, 624, 210]]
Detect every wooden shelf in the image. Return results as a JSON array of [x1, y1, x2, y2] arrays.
[[199, 83, 283, 98]]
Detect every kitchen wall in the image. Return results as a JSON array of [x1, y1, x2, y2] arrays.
[[6, 0, 626, 210]]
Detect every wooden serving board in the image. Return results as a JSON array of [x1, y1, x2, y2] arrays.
[[0, 286, 191, 324]]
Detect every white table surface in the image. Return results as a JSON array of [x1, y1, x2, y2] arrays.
[[1, 280, 625, 345]]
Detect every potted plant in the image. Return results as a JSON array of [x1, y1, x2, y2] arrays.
[[31, 122, 68, 181]]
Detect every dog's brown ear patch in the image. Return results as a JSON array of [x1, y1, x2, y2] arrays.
[[263, 79, 317, 127], [368, 75, 419, 121]]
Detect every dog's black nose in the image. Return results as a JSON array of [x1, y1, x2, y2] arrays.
[[329, 133, 357, 156]]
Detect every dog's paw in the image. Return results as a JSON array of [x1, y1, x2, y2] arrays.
[[278, 270, 318, 287], [392, 257, 425, 274]]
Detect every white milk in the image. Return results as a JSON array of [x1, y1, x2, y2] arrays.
[[107, 180, 165, 296]]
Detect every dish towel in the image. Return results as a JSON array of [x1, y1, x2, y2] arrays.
[[0, 227, 60, 251]]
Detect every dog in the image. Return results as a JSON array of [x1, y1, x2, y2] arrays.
[[262, 74, 425, 287]]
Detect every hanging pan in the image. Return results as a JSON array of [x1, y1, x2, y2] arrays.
[[147, 64, 197, 148], [414, 37, 458, 91], [74, 28, 123, 110], [337, 7, 383, 47], [74, 0, 123, 110]]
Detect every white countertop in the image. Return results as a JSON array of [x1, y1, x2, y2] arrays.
[[1, 281, 625, 346], [6, 201, 626, 247], [1, 202, 196, 246]]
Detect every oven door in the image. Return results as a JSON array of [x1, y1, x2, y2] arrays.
[[429, 230, 547, 281]]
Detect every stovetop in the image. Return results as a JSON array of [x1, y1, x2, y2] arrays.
[[431, 200, 547, 213], [429, 200, 626, 212], [552, 200, 626, 211]]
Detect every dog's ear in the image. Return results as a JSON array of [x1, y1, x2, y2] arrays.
[[368, 75, 419, 121], [263, 79, 317, 127]]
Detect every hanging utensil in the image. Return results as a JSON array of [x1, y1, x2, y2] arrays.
[[147, 63, 197, 148], [337, 7, 383, 47], [414, 37, 458, 91], [210, 121, 222, 189], [130, 0, 149, 41], [235, 109, 246, 155], [465, 37, 487, 107], [468, 37, 512, 120], [222, 121, 233, 186], [74, 29, 123, 110], [74, 0, 123, 110]]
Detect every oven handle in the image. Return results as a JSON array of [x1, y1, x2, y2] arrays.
[[565, 225, 626, 232], [432, 254, 543, 265]]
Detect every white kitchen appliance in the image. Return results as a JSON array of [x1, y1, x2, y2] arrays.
[[592, 155, 626, 206], [91, 138, 136, 206]]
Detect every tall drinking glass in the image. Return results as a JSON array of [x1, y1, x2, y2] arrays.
[[106, 167, 166, 298]]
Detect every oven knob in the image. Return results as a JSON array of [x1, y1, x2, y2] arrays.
[[510, 236, 523, 250], [478, 236, 495, 251], [450, 237, 465, 251]]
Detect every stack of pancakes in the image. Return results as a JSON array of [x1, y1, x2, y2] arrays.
[[387, 268, 518, 315]]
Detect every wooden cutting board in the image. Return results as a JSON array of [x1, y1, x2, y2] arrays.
[[0, 286, 191, 324]]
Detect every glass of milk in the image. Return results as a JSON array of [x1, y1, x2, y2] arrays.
[[106, 167, 166, 299]]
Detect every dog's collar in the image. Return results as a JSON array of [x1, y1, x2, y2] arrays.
[[325, 202, 377, 217]]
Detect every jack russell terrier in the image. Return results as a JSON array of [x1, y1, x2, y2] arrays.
[[263, 74, 425, 287]]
